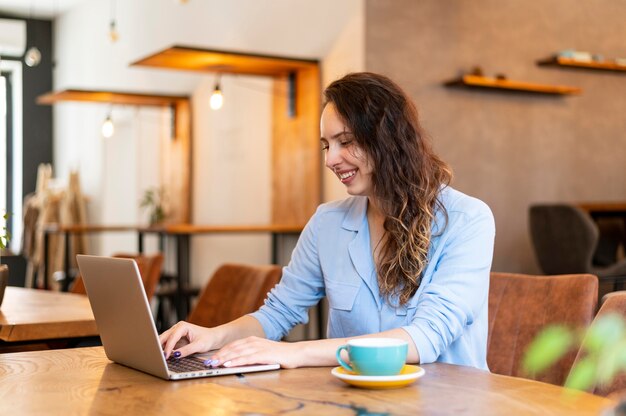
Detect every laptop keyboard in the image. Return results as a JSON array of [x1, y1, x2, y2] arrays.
[[167, 357, 209, 373]]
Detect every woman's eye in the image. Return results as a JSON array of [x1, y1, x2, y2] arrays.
[[340, 140, 353, 146], [321, 144, 329, 151]]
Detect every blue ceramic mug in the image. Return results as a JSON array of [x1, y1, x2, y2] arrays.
[[336, 338, 408, 376]]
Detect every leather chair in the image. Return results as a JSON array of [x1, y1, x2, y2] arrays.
[[112, 252, 164, 300], [186, 263, 282, 328], [71, 252, 164, 300], [529, 204, 626, 290], [568, 291, 626, 396], [488, 272, 598, 386]]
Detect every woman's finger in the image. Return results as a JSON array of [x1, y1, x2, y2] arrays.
[[162, 322, 193, 358]]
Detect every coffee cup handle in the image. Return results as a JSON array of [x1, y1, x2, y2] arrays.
[[336, 345, 354, 372]]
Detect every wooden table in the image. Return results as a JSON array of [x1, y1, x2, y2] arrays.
[[0, 287, 97, 352], [0, 347, 614, 415]]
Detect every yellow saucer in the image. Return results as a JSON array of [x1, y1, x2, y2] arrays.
[[331, 364, 425, 389]]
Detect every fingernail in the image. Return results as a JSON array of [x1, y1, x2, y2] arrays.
[[173, 351, 181, 358], [203, 359, 220, 367], [223, 361, 232, 367], [205, 359, 219, 367]]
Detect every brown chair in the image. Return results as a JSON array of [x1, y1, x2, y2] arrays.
[[488, 272, 598, 386], [568, 291, 626, 396], [71, 252, 164, 300], [112, 252, 164, 300], [186, 263, 282, 328]]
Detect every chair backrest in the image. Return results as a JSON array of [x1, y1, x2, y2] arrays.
[[71, 252, 163, 300], [569, 291, 626, 396], [187, 263, 282, 328], [112, 252, 164, 300], [488, 272, 598, 386], [529, 204, 599, 274], [593, 218, 625, 266]]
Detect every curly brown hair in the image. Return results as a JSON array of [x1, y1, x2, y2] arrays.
[[323, 72, 452, 306]]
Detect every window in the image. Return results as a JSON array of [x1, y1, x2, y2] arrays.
[[0, 58, 23, 253], [1, 73, 7, 236]]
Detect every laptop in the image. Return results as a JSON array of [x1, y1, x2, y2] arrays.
[[76, 254, 279, 380]]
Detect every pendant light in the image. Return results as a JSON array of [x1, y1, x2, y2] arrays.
[[109, 0, 119, 42], [101, 110, 115, 138], [24, 1, 42, 67], [210, 74, 223, 110], [24, 46, 42, 67]]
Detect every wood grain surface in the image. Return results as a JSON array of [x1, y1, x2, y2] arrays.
[[0, 287, 97, 342], [0, 347, 615, 415]]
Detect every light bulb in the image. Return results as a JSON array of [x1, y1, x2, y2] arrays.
[[24, 46, 42, 67], [109, 20, 119, 42], [210, 85, 223, 110], [102, 114, 115, 138]]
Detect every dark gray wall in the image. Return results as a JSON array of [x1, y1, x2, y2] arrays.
[[365, 0, 626, 273], [0, 14, 53, 199], [22, 18, 54, 199], [1, 15, 52, 284]]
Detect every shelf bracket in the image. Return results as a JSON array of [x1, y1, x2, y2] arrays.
[[287, 72, 297, 118], [170, 104, 177, 141]]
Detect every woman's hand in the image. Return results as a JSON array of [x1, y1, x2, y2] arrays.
[[159, 321, 219, 359], [211, 336, 302, 369]]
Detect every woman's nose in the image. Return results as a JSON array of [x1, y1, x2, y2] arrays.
[[324, 145, 341, 170]]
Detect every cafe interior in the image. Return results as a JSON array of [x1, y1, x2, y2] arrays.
[[1, 0, 626, 414]]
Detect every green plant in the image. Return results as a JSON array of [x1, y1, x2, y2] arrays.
[[523, 313, 626, 391], [140, 187, 166, 225], [0, 212, 10, 250]]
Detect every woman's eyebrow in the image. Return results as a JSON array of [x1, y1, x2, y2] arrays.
[[321, 131, 351, 141]]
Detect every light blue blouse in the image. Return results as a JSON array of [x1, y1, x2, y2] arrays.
[[251, 186, 495, 370]]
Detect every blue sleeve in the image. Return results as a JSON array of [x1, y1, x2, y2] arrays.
[[249, 209, 326, 340], [402, 201, 495, 364]]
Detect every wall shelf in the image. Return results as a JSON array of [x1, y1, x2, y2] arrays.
[[132, 45, 321, 227], [444, 74, 582, 95], [38, 88, 192, 224], [537, 56, 626, 73]]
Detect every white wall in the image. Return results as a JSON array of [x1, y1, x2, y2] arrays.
[[52, 0, 362, 287], [321, 2, 366, 203]]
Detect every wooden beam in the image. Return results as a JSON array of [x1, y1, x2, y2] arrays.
[[271, 67, 321, 226], [131, 45, 318, 77], [37, 89, 189, 106]]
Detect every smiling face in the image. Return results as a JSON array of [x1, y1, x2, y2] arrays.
[[320, 103, 374, 198]]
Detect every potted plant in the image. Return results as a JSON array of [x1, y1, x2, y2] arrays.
[[523, 313, 626, 414], [0, 211, 11, 307], [140, 187, 167, 226]]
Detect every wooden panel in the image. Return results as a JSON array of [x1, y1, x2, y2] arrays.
[[271, 67, 321, 226], [444, 75, 582, 95], [0, 287, 97, 342], [132, 45, 318, 77], [161, 99, 192, 223], [0, 347, 614, 415], [538, 56, 626, 73], [37, 89, 188, 106]]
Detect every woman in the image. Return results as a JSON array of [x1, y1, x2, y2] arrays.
[[160, 72, 495, 370]]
